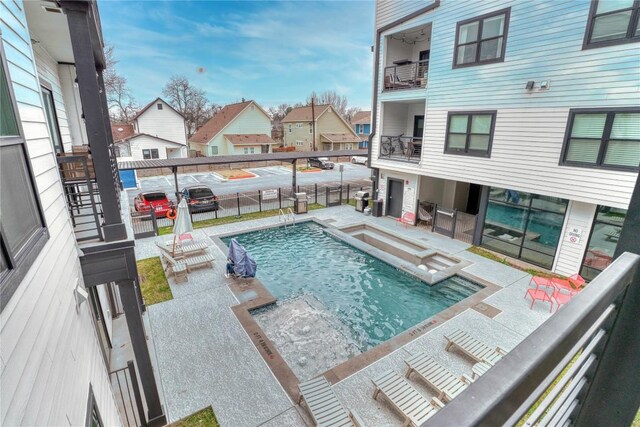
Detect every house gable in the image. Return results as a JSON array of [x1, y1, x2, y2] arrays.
[[133, 98, 187, 144]]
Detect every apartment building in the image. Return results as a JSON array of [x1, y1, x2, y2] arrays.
[[369, 0, 639, 277], [282, 104, 361, 151], [1, 1, 165, 425]]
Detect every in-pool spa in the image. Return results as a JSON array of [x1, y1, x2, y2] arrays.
[[222, 221, 483, 351]]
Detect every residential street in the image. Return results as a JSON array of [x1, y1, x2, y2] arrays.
[[127, 162, 372, 203]]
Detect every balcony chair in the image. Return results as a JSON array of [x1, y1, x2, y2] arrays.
[[297, 376, 364, 427], [372, 370, 444, 427], [404, 353, 474, 402], [550, 278, 578, 312], [444, 329, 507, 365], [525, 279, 555, 312]]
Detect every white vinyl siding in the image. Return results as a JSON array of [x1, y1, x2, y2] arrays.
[[128, 134, 185, 161], [135, 99, 187, 145], [0, 2, 121, 426], [553, 201, 597, 276], [372, 0, 639, 209], [208, 102, 272, 155]]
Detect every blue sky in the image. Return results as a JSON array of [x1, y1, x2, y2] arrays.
[[98, 0, 375, 110]]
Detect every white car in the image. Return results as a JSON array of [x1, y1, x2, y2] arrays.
[[351, 156, 368, 166]]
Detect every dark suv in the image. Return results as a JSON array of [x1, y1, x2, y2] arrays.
[[180, 185, 220, 213], [308, 157, 334, 170]]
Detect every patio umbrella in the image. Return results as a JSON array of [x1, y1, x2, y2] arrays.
[[172, 198, 193, 254]]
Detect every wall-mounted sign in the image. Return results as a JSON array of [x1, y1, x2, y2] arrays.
[[262, 189, 278, 200], [566, 227, 583, 244]]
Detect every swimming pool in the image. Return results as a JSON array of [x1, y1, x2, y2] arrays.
[[222, 222, 483, 351]]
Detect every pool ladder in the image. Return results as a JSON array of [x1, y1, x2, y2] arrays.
[[279, 208, 295, 228]]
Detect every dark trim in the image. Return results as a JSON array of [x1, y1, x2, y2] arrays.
[[132, 96, 186, 121], [452, 7, 511, 69], [40, 83, 65, 154], [473, 185, 490, 245], [367, 1, 441, 177], [85, 383, 104, 427], [126, 132, 185, 147], [578, 206, 601, 278], [559, 107, 640, 172], [443, 110, 497, 157], [0, 37, 49, 311], [582, 0, 640, 50]]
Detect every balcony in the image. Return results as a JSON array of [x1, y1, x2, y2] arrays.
[[383, 60, 429, 91], [383, 23, 431, 93], [377, 99, 425, 163]]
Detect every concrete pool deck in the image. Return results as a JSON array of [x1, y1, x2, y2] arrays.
[[135, 205, 554, 426]]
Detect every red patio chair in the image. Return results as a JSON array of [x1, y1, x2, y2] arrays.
[[551, 284, 575, 312], [568, 273, 586, 289], [396, 212, 416, 228], [528, 276, 551, 292], [525, 281, 554, 312]]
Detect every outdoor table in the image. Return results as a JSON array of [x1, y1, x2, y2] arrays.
[[551, 278, 576, 293]]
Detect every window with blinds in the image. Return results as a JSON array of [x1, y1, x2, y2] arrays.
[[562, 110, 640, 170], [445, 111, 497, 157], [584, 0, 640, 48]]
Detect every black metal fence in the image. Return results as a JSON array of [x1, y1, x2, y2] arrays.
[[416, 200, 476, 244], [130, 181, 372, 235], [110, 361, 146, 427]]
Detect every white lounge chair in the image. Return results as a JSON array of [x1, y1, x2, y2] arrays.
[[444, 329, 506, 365], [404, 353, 473, 402], [165, 240, 209, 258], [298, 376, 364, 427], [372, 370, 444, 427], [158, 249, 188, 283], [184, 253, 214, 271]]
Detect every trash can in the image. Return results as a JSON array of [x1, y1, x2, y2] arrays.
[[354, 191, 370, 212], [372, 199, 383, 217], [294, 192, 308, 214]]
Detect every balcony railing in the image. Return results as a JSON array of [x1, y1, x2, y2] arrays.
[[383, 60, 428, 91], [422, 252, 640, 426], [379, 135, 422, 163]]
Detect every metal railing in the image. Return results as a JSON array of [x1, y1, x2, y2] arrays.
[[379, 135, 422, 163], [422, 252, 640, 427], [110, 361, 147, 427], [383, 59, 428, 91]]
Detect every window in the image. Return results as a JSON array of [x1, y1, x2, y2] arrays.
[[210, 146, 218, 155], [584, 0, 640, 48], [296, 122, 304, 128], [288, 124, 292, 133], [157, 103, 163, 110], [142, 148, 159, 159], [580, 205, 626, 281], [481, 187, 568, 269], [0, 45, 48, 308], [309, 124, 313, 134], [243, 148, 249, 154], [250, 147, 255, 154], [444, 111, 496, 157], [85, 385, 104, 427], [454, 8, 510, 67], [296, 140, 304, 146], [345, 143, 353, 150], [561, 109, 640, 171], [41, 86, 64, 154]]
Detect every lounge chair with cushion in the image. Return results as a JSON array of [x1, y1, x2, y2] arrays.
[[372, 370, 444, 427], [444, 329, 506, 365], [404, 353, 473, 402], [298, 376, 364, 427]]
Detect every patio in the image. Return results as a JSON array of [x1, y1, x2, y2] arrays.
[[134, 205, 555, 426]]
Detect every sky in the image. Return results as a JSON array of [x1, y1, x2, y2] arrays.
[[98, 0, 375, 111]]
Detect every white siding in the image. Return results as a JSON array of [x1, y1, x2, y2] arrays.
[[135, 99, 187, 145], [128, 134, 186, 160], [0, 2, 121, 426], [58, 63, 89, 146], [375, 0, 428, 29], [372, 0, 639, 209], [553, 201, 597, 276], [211, 103, 272, 155]]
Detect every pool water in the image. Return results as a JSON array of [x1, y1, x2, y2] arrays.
[[486, 203, 563, 246], [222, 222, 483, 351]]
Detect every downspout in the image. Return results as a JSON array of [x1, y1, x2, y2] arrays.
[[367, 0, 441, 197]]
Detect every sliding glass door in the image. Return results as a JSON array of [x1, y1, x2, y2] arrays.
[[580, 206, 626, 281]]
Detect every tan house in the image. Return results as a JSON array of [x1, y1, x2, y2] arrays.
[[282, 104, 361, 151], [189, 100, 277, 156]]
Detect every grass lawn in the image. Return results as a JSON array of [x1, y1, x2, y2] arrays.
[[467, 246, 564, 280], [137, 257, 173, 305], [158, 203, 325, 235], [170, 406, 219, 427]]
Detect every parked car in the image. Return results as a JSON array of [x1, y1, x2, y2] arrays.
[[133, 191, 173, 217], [180, 185, 220, 213], [309, 157, 335, 170], [351, 156, 368, 166]]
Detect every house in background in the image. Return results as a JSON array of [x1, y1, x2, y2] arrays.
[[351, 110, 371, 148], [113, 97, 188, 160], [189, 100, 277, 156], [1, 0, 165, 425], [282, 104, 361, 151]]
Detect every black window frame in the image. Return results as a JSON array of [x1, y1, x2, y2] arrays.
[[559, 107, 640, 172], [40, 82, 65, 154], [142, 148, 159, 159], [444, 110, 497, 157], [156, 102, 163, 110], [583, 0, 640, 49], [453, 8, 511, 69], [85, 384, 104, 427], [0, 38, 49, 311]]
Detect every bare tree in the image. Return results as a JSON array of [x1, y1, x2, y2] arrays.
[[162, 75, 218, 136], [306, 90, 357, 120], [344, 106, 362, 123], [103, 43, 138, 122], [268, 103, 293, 130]]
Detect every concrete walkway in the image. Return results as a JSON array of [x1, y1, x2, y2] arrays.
[[136, 205, 554, 426]]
